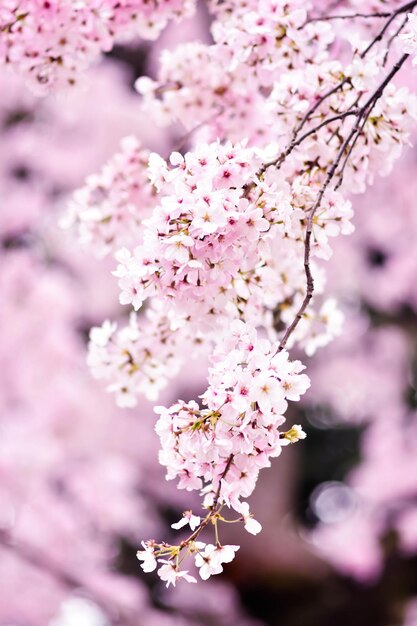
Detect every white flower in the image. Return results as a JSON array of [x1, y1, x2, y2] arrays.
[[211, 544, 240, 565], [195, 545, 223, 580], [250, 372, 288, 414], [237, 502, 262, 535], [89, 321, 116, 347], [195, 543, 239, 580], [157, 561, 197, 587], [244, 517, 262, 535], [400, 14, 417, 64], [171, 510, 201, 531], [136, 542, 157, 573], [282, 424, 306, 444]]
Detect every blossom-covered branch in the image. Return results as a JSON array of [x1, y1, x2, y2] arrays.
[[57, 0, 417, 586]]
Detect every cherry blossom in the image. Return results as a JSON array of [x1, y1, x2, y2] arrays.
[[136, 542, 158, 573], [157, 561, 197, 587], [195, 544, 240, 580], [400, 13, 417, 63], [133, 322, 310, 577], [237, 502, 263, 536], [171, 511, 201, 531], [88, 305, 207, 406], [0, 0, 196, 94], [66, 135, 156, 257], [7, 0, 417, 594], [72, 0, 417, 584]]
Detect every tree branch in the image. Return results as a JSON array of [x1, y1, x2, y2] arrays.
[[303, 11, 391, 27], [276, 53, 410, 351], [360, 0, 417, 58]]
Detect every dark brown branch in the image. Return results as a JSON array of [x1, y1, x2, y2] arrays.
[[334, 112, 370, 190], [303, 11, 391, 27], [178, 453, 234, 549], [276, 53, 410, 351], [262, 109, 360, 173], [360, 0, 417, 58], [276, 122, 360, 352], [288, 1, 416, 146], [383, 14, 409, 66], [335, 52, 410, 189]]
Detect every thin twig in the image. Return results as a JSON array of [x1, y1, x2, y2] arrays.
[[178, 453, 234, 549], [383, 14, 409, 66], [262, 109, 360, 172], [334, 112, 369, 190], [360, 0, 417, 58], [277, 122, 360, 352], [286, 1, 416, 149], [276, 53, 410, 351], [213, 453, 234, 507], [303, 11, 390, 27]]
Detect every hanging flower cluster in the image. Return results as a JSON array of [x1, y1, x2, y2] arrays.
[[0, 0, 194, 93], [137, 320, 308, 585], [66, 136, 156, 257], [59, 0, 417, 585], [400, 13, 417, 63]]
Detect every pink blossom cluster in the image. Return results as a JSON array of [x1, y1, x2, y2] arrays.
[[137, 320, 308, 585], [156, 321, 309, 499], [0, 0, 195, 94], [136, 42, 277, 145], [54, 0, 417, 588], [86, 138, 356, 406], [136, 2, 417, 200], [210, 0, 333, 87], [270, 64, 417, 192], [66, 135, 156, 257], [136, 0, 334, 145], [88, 146, 355, 406], [0, 59, 266, 624], [400, 13, 417, 64], [113, 141, 267, 313], [113, 140, 354, 317], [88, 306, 206, 406]]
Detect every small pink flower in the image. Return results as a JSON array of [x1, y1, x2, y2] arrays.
[[136, 542, 157, 573], [171, 510, 201, 531], [157, 561, 197, 587]]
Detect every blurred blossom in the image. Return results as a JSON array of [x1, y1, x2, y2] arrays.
[[403, 599, 417, 626], [50, 598, 109, 626], [309, 510, 384, 581], [310, 482, 357, 525]]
